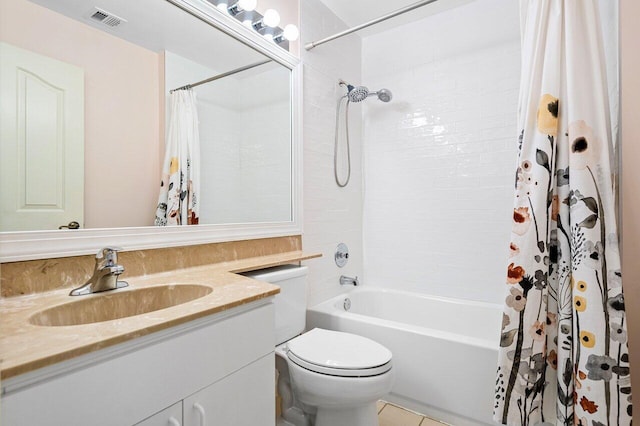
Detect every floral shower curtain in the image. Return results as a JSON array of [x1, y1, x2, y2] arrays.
[[155, 89, 200, 226], [495, 1, 632, 425]]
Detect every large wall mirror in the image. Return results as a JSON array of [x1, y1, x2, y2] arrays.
[[0, 0, 301, 261]]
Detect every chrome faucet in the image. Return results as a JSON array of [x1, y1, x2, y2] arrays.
[[69, 247, 128, 296], [339, 275, 359, 286]]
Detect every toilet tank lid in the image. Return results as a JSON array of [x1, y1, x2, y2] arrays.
[[287, 328, 392, 370], [241, 265, 308, 282]]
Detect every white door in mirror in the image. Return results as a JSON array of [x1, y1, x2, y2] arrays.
[[0, 42, 84, 231]]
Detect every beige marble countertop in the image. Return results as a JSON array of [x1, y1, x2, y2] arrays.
[[0, 251, 320, 380]]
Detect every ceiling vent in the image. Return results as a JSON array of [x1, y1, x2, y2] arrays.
[[88, 7, 127, 28]]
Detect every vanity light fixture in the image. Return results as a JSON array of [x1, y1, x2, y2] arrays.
[[241, 11, 256, 28], [228, 0, 257, 16], [262, 9, 280, 27], [207, 0, 296, 49], [274, 24, 300, 43], [216, 1, 229, 13], [253, 8, 280, 31]]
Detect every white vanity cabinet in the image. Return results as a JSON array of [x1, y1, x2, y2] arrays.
[[183, 355, 274, 425], [135, 356, 275, 426], [1, 300, 275, 426], [135, 402, 183, 426]]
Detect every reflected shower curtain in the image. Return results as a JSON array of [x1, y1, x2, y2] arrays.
[[494, 1, 632, 425], [154, 89, 200, 226]]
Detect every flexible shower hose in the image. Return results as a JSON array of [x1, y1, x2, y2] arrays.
[[334, 95, 351, 187]]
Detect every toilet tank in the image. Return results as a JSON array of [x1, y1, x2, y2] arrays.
[[241, 265, 308, 345]]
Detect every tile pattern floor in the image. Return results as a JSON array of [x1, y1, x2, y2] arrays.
[[377, 401, 449, 426]]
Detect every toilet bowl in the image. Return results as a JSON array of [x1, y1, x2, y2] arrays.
[[242, 265, 394, 426], [279, 328, 394, 426]]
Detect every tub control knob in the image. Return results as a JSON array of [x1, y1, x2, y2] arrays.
[[335, 243, 349, 268]]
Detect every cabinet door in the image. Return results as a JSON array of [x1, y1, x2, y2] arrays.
[[183, 353, 274, 426], [135, 401, 183, 426]]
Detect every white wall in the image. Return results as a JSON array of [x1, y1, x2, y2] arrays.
[[301, 0, 363, 306], [361, 0, 521, 304], [198, 98, 241, 224], [238, 100, 292, 223]]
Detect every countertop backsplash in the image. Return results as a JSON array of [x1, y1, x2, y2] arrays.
[[1, 236, 303, 297]]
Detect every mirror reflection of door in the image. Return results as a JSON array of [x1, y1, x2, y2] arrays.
[[0, 42, 84, 232], [1, 0, 293, 232]]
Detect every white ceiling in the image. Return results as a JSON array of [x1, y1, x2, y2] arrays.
[[317, 0, 475, 37]]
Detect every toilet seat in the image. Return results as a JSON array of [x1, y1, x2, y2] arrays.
[[286, 328, 392, 377]]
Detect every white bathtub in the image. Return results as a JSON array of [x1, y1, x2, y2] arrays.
[[306, 288, 503, 426]]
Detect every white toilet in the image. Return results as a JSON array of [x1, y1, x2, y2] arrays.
[[243, 265, 394, 426]]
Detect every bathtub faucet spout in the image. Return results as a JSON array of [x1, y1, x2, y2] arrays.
[[339, 275, 359, 286]]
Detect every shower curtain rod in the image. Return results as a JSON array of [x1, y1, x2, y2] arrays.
[[305, 0, 439, 51], [170, 59, 272, 93]]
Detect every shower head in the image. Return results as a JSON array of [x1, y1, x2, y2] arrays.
[[339, 79, 370, 102], [347, 85, 370, 103], [375, 88, 393, 103], [339, 80, 392, 103]]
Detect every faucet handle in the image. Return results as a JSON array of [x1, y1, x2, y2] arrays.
[[95, 247, 123, 266]]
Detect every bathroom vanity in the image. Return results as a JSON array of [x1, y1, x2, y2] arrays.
[[3, 302, 274, 425], [0, 250, 319, 425]]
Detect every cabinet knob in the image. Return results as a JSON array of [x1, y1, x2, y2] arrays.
[[193, 403, 206, 426]]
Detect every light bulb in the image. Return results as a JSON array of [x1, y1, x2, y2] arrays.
[[262, 9, 280, 28], [228, 0, 256, 15], [263, 33, 274, 42], [216, 2, 229, 13], [237, 0, 256, 12], [283, 24, 299, 41]]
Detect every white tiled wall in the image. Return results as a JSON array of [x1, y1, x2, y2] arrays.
[[301, 0, 363, 306], [238, 101, 292, 222], [198, 99, 241, 224], [361, 0, 521, 304]]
